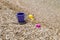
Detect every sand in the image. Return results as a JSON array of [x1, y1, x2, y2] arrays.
[[0, 0, 60, 40]]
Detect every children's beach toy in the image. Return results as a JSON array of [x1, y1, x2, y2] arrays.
[[28, 14, 34, 21], [16, 12, 25, 23], [36, 24, 41, 28]]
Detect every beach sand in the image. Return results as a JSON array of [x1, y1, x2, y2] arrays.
[[0, 0, 60, 40]]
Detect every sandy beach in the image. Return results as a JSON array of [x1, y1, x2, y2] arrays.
[[0, 0, 60, 40]]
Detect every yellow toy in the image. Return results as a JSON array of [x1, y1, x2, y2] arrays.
[[28, 14, 34, 21], [28, 14, 39, 23]]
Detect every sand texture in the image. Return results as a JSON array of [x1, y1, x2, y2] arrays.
[[0, 0, 60, 40]]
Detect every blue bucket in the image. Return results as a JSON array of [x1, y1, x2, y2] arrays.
[[16, 12, 25, 23]]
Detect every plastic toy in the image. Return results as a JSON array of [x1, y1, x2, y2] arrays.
[[16, 12, 25, 23], [16, 12, 41, 28], [28, 14, 34, 20], [36, 24, 41, 28]]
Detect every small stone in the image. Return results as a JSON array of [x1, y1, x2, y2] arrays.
[[36, 24, 41, 28]]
